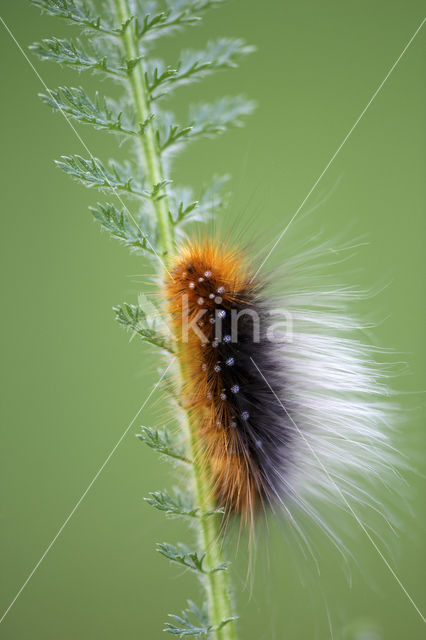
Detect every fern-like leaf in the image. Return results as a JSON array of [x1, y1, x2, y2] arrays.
[[165, 600, 237, 637], [146, 489, 200, 517], [136, 0, 225, 41], [170, 175, 229, 229], [137, 426, 192, 464], [157, 543, 206, 573], [40, 86, 143, 137], [114, 302, 173, 351], [160, 96, 256, 151], [91, 202, 158, 255], [32, 0, 116, 35], [146, 488, 224, 518], [146, 39, 255, 100], [30, 37, 126, 77], [188, 95, 255, 137], [158, 542, 230, 574], [55, 154, 151, 198]]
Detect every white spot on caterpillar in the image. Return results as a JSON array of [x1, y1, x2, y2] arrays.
[[231, 384, 240, 394], [223, 334, 232, 343], [188, 282, 195, 289], [217, 310, 226, 318], [204, 270, 212, 278], [214, 364, 222, 372], [241, 411, 250, 421], [226, 357, 235, 366], [197, 297, 204, 305]]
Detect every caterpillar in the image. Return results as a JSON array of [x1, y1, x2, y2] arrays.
[[166, 237, 397, 532]]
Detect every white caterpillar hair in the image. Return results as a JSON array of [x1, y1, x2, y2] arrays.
[[264, 235, 403, 562]]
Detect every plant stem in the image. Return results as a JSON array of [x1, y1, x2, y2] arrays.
[[115, 0, 174, 258], [187, 410, 237, 640], [113, 2, 237, 638]]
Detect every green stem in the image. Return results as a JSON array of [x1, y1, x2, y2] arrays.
[[188, 418, 237, 640], [113, 2, 237, 638], [115, 0, 174, 258]]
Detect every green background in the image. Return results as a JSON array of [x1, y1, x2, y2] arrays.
[[0, 1, 425, 638]]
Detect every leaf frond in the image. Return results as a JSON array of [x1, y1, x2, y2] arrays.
[[159, 95, 255, 152], [158, 542, 230, 574], [146, 39, 255, 100], [114, 302, 173, 351], [138, 426, 192, 464], [146, 488, 199, 517], [31, 0, 116, 35], [170, 175, 229, 229], [145, 488, 224, 518], [135, 0, 224, 41], [30, 37, 129, 78], [164, 600, 237, 637], [55, 154, 151, 198], [188, 95, 256, 137], [40, 86, 143, 137], [157, 542, 206, 573], [91, 202, 158, 254]]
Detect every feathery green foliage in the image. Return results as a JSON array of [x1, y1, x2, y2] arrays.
[[40, 86, 143, 137], [90, 202, 159, 254], [114, 302, 174, 351], [138, 425, 192, 464], [32, 0, 117, 34], [157, 542, 229, 574], [145, 39, 255, 100], [146, 488, 224, 518], [56, 154, 147, 196], [32, 0, 254, 637], [165, 600, 237, 638], [146, 488, 200, 517]]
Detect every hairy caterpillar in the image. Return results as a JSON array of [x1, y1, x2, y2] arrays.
[[166, 237, 398, 534]]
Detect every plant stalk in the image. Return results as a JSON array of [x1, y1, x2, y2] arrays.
[[115, 0, 174, 258], [113, 2, 237, 638], [186, 406, 238, 640]]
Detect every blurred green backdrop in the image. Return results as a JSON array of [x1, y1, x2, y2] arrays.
[[0, 1, 425, 638]]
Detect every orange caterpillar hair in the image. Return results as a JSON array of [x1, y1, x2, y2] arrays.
[[165, 239, 291, 525]]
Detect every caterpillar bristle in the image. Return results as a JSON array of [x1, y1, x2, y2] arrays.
[[166, 239, 295, 523], [166, 236, 399, 535]]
